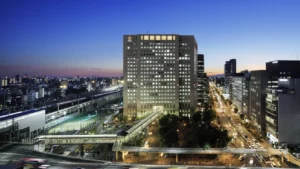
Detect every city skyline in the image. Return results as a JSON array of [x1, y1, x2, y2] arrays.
[[1, 0, 300, 77]]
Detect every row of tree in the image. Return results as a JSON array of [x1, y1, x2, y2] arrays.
[[159, 105, 230, 148]]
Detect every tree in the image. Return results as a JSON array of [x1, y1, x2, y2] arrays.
[[164, 130, 179, 147], [192, 112, 202, 124], [158, 114, 180, 147], [80, 144, 84, 158], [203, 109, 216, 125], [239, 113, 245, 120], [234, 108, 238, 113]]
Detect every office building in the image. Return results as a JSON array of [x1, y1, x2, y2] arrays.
[[224, 59, 236, 93], [266, 78, 300, 145], [249, 70, 268, 133], [266, 60, 300, 88], [123, 34, 198, 118], [197, 54, 208, 106], [265, 60, 300, 144], [231, 71, 250, 115]]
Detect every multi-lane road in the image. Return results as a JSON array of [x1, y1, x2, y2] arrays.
[[210, 82, 300, 167]]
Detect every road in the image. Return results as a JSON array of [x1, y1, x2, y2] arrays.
[[209, 82, 268, 167], [0, 145, 296, 169], [210, 82, 300, 167]]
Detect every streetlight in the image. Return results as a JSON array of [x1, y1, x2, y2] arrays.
[[249, 157, 254, 165]]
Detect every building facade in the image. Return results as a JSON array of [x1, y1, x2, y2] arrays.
[[224, 59, 236, 93], [265, 60, 300, 144], [231, 72, 250, 115], [249, 70, 268, 133], [266, 78, 300, 145], [197, 54, 208, 106], [123, 34, 198, 119]]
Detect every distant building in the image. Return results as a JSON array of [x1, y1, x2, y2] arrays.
[[9, 78, 16, 85], [60, 81, 68, 89], [15, 74, 21, 83], [38, 88, 44, 98], [231, 71, 250, 115], [224, 59, 236, 93], [249, 70, 268, 133], [1, 78, 8, 87], [123, 34, 198, 118], [86, 83, 92, 92], [197, 54, 208, 106], [112, 78, 118, 86]]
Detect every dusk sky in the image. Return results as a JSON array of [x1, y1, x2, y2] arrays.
[[0, 0, 300, 77]]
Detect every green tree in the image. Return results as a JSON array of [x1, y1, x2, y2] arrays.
[[192, 112, 202, 124], [80, 144, 84, 158], [164, 130, 179, 147], [239, 113, 245, 120]]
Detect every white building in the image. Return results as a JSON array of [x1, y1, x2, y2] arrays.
[[87, 83, 92, 92], [38, 88, 44, 98], [112, 78, 118, 86]]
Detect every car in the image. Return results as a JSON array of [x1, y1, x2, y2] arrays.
[[271, 162, 277, 168]]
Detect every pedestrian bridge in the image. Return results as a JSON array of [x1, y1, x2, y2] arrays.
[[117, 146, 288, 155], [34, 109, 163, 148]]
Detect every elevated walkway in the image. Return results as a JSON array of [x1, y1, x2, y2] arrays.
[[117, 146, 288, 155], [34, 109, 164, 147]]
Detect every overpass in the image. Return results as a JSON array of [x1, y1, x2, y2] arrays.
[[117, 146, 288, 155], [33, 108, 164, 151]]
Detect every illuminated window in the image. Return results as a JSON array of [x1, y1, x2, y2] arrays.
[[162, 35, 166, 40], [141, 36, 143, 40], [167, 36, 172, 40], [144, 35, 149, 40], [150, 35, 155, 40], [173, 36, 176, 40], [156, 35, 161, 40]]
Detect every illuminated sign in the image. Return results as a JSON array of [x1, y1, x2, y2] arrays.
[[272, 61, 278, 64], [279, 79, 288, 82], [128, 36, 132, 42]]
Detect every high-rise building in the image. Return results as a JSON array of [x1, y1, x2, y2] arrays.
[[266, 78, 300, 145], [197, 54, 208, 106], [265, 60, 300, 144], [249, 70, 268, 133], [123, 34, 198, 119], [231, 72, 250, 115], [266, 60, 300, 88], [224, 59, 236, 93]]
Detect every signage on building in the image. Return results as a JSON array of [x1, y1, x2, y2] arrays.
[[128, 36, 132, 42]]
